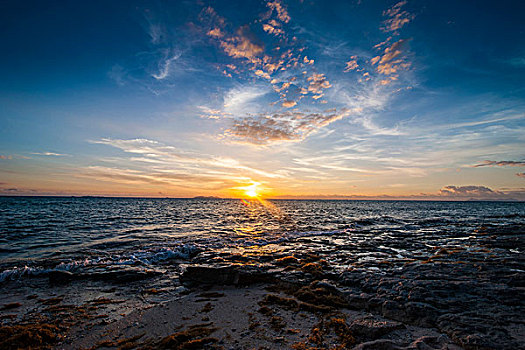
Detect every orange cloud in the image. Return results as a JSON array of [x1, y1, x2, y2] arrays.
[[282, 100, 297, 108], [219, 27, 264, 63], [307, 73, 331, 94], [263, 23, 284, 36], [207, 28, 223, 38], [381, 1, 414, 33], [371, 39, 410, 76], [266, 0, 290, 23], [344, 56, 358, 72]]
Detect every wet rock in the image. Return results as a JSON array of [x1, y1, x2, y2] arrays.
[[310, 279, 341, 294], [404, 302, 438, 327], [339, 270, 365, 287], [353, 339, 402, 350], [344, 292, 371, 310], [380, 299, 439, 328], [181, 265, 277, 286], [350, 316, 405, 340], [48, 270, 75, 284], [381, 300, 405, 321], [1, 302, 22, 310], [437, 313, 519, 350], [405, 335, 460, 350], [181, 265, 240, 285], [90, 268, 161, 283]]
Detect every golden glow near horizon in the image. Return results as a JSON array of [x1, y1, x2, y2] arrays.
[[244, 184, 259, 198], [233, 181, 262, 199]]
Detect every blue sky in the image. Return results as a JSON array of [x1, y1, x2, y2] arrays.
[[1, 0, 524, 200]]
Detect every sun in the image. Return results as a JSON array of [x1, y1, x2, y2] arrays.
[[244, 184, 259, 198]]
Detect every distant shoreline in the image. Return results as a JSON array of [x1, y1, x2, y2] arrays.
[[0, 195, 523, 202]]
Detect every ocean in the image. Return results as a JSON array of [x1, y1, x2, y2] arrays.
[[1, 197, 524, 281]]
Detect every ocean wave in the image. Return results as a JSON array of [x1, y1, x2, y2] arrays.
[[0, 244, 200, 282]]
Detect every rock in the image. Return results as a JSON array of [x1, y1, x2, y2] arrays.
[[381, 300, 406, 322], [180, 265, 276, 286], [310, 279, 341, 294], [437, 313, 518, 350], [90, 268, 161, 283], [343, 292, 370, 310], [353, 339, 402, 350], [380, 300, 438, 327], [181, 265, 240, 285], [48, 270, 75, 284], [403, 302, 438, 327], [350, 316, 405, 340]]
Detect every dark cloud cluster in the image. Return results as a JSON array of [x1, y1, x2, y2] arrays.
[[439, 185, 499, 197]]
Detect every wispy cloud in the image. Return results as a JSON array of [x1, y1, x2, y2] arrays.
[[152, 51, 182, 80], [472, 160, 525, 168], [89, 138, 286, 181], [31, 152, 69, 157], [223, 85, 270, 115]]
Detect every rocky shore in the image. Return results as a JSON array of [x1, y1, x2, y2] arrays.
[[0, 224, 523, 349]]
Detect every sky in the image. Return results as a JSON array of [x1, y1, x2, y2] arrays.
[[1, 0, 524, 200]]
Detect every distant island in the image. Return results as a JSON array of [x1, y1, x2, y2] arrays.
[[192, 196, 223, 199]]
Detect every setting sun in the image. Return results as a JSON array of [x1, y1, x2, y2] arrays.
[[244, 184, 259, 198]]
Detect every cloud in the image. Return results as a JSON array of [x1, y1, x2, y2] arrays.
[[507, 57, 525, 67], [303, 56, 314, 65], [272, 185, 525, 201], [282, 100, 297, 108], [436, 185, 516, 200], [223, 85, 269, 114], [90, 138, 285, 180], [472, 160, 525, 168], [344, 57, 358, 72], [197, 105, 231, 120], [254, 69, 271, 79], [381, 1, 414, 33], [152, 51, 182, 80], [225, 109, 352, 144], [202, 3, 327, 110], [215, 25, 264, 64], [371, 39, 410, 76], [263, 23, 284, 36], [207, 28, 223, 38], [266, 0, 290, 24], [0, 187, 38, 194], [31, 152, 68, 157], [307, 73, 332, 95]]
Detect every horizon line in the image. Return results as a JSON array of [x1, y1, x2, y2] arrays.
[[0, 195, 523, 203]]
